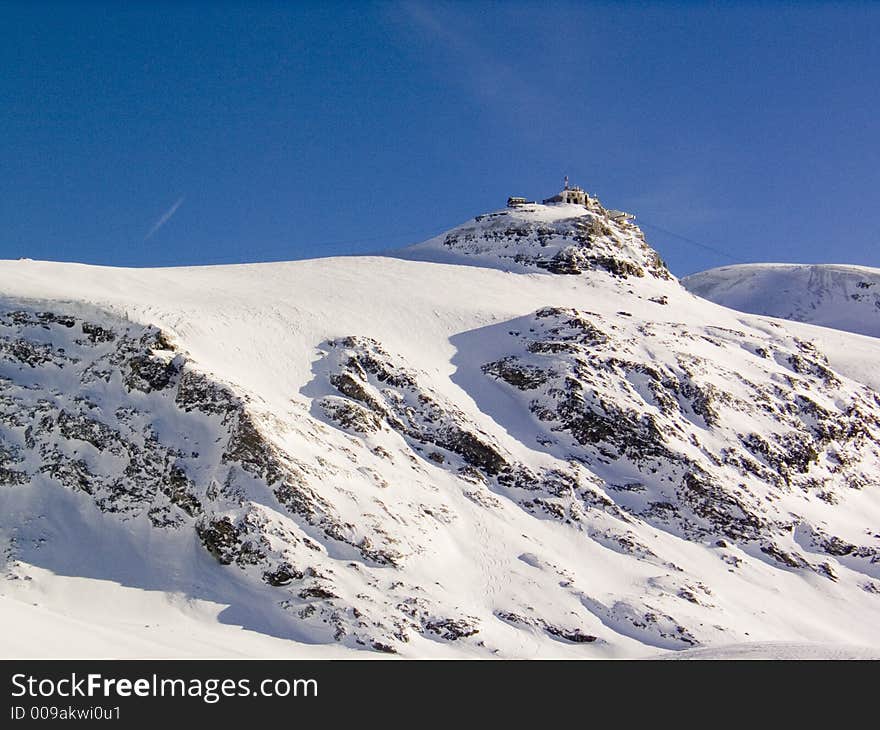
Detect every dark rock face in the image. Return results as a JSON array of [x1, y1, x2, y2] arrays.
[[480, 306, 880, 575], [0, 304, 485, 652], [196, 517, 245, 565], [80, 321, 115, 344], [424, 617, 480, 641], [437, 201, 671, 280], [495, 611, 598, 645], [263, 563, 304, 586], [4, 264, 880, 655], [316, 316, 880, 608], [482, 357, 552, 390], [317, 336, 597, 524], [321, 337, 512, 478], [319, 397, 383, 434], [0, 314, 205, 526]]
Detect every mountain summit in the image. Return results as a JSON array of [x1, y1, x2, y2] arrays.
[[1, 190, 879, 658], [402, 194, 670, 280]]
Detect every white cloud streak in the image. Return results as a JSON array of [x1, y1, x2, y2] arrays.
[[144, 196, 185, 240]]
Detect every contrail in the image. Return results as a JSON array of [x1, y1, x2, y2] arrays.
[[144, 196, 185, 240]]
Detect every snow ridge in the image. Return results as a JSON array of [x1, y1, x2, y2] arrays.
[[2, 198, 880, 658], [683, 263, 880, 338]]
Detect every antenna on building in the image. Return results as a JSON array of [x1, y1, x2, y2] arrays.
[[563, 175, 569, 190]]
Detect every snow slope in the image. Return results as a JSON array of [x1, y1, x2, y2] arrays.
[[2, 201, 880, 658], [683, 263, 880, 338]]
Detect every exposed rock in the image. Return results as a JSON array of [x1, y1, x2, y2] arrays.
[[480, 305, 880, 576], [423, 200, 672, 280]]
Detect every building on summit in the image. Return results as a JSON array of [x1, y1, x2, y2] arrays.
[[509, 177, 615, 212], [542, 176, 592, 206], [607, 209, 635, 222]]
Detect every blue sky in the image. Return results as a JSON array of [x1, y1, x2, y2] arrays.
[[1, 1, 877, 275]]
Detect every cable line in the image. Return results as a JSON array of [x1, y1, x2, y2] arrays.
[[637, 218, 741, 263]]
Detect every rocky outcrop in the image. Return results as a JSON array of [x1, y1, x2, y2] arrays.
[[0, 304, 490, 652], [414, 199, 671, 280], [317, 336, 602, 525], [3, 211, 880, 657], [480, 306, 880, 575]]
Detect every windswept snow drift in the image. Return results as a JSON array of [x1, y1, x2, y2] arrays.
[[683, 263, 880, 338], [2, 201, 880, 658]]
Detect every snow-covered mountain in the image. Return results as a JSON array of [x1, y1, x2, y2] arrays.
[[683, 263, 880, 338], [2, 197, 880, 658]]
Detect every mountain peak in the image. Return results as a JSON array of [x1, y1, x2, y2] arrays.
[[3, 185, 880, 659], [400, 191, 671, 280]]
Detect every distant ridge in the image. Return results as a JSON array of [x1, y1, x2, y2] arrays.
[[683, 263, 880, 338]]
